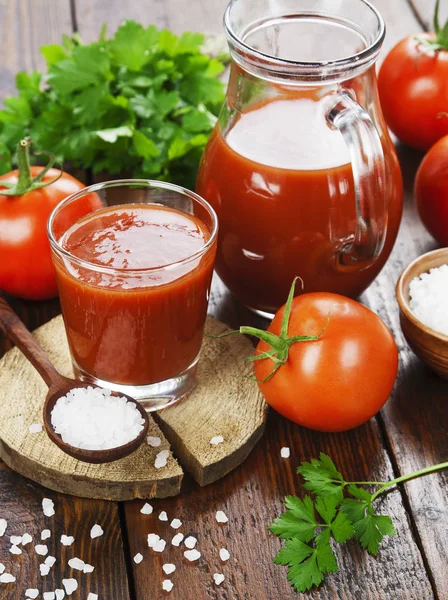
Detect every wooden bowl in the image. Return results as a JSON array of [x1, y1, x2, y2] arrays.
[[396, 248, 448, 378]]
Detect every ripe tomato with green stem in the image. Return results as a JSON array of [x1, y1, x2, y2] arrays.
[[231, 279, 399, 432], [0, 138, 91, 300], [378, 0, 448, 151]]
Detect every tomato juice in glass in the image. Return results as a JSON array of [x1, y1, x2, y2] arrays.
[[48, 180, 217, 411]]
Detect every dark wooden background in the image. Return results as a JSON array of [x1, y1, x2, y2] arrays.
[[0, 1, 447, 599]]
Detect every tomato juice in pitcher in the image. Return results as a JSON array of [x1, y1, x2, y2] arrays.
[[197, 0, 403, 316]]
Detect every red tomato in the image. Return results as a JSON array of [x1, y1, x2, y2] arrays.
[[415, 135, 448, 246], [253, 293, 398, 432], [0, 166, 87, 300], [378, 34, 448, 151]]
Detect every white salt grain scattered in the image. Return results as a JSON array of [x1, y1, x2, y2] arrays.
[[42, 499, 55, 517], [29, 423, 43, 434], [83, 563, 94, 574], [10, 544, 22, 555], [10, 535, 22, 545], [62, 579, 78, 595], [147, 436, 161, 447], [55, 591, 65, 600], [147, 533, 160, 548], [210, 435, 224, 445], [0, 573, 15, 583], [170, 519, 182, 529], [68, 557, 85, 571], [0, 519, 7, 536], [35, 544, 48, 556], [409, 265, 448, 335], [162, 563, 176, 575], [153, 538, 166, 553], [133, 553, 143, 564], [45, 556, 56, 568], [43, 592, 55, 600], [158, 511, 168, 522], [61, 535, 75, 546], [90, 524, 104, 539], [184, 536, 197, 549], [213, 573, 225, 586], [154, 450, 169, 469], [40, 564, 50, 576], [140, 503, 153, 515], [41, 529, 51, 540], [162, 579, 174, 592], [51, 386, 145, 450], [22, 533, 33, 545], [184, 549, 201, 562], [219, 548, 230, 561], [0, 563, 4, 574], [25, 589, 39, 598], [87, 595, 98, 600], [216, 510, 228, 523], [280, 447, 290, 459], [171, 533, 184, 546]]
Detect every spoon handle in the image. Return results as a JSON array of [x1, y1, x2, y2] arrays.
[[0, 297, 64, 389]]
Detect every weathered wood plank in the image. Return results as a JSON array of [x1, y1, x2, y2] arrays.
[[0, 462, 131, 599], [0, 0, 73, 102]]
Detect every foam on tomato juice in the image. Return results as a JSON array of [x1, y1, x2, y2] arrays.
[[48, 181, 217, 411]]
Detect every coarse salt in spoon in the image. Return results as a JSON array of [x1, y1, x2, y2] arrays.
[[0, 297, 149, 463]]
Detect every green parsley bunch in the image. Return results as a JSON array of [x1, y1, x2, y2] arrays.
[[0, 21, 227, 188]]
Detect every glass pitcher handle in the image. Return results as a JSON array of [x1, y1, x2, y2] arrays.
[[326, 91, 387, 268]]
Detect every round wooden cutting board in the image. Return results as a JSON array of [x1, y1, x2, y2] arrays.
[[0, 315, 267, 501]]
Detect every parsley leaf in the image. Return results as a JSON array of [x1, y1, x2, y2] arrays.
[[297, 453, 346, 499]]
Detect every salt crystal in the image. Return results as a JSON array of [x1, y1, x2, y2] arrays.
[[409, 265, 448, 335], [87, 594, 98, 600], [22, 533, 33, 545], [184, 536, 197, 549], [153, 538, 166, 553], [220, 548, 230, 561], [159, 511, 168, 521], [162, 563, 176, 575], [280, 447, 290, 459], [147, 436, 161, 447], [184, 549, 201, 562], [90, 524, 103, 539], [162, 580, 174, 592], [214, 573, 225, 585], [0, 573, 15, 583], [171, 533, 184, 546], [147, 533, 160, 548], [61, 535, 75, 546], [133, 553, 143, 564], [40, 564, 50, 576], [51, 387, 145, 450], [42, 498, 55, 517], [25, 589, 39, 599], [55, 591, 65, 600], [210, 435, 224, 445], [43, 593, 55, 600], [10, 544, 22, 555], [29, 423, 43, 434], [83, 563, 94, 574], [154, 450, 169, 469], [140, 503, 153, 515], [35, 544, 48, 556], [10, 535, 22, 545], [170, 518, 182, 529], [216, 510, 228, 523], [62, 579, 78, 595], [45, 556, 56, 568], [41, 529, 51, 540], [0, 563, 4, 574], [0, 519, 7, 536], [68, 557, 85, 571]]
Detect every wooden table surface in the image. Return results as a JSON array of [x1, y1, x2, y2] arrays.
[[0, 0, 447, 598]]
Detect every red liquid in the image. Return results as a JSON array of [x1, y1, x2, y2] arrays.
[[55, 204, 216, 385], [197, 98, 403, 313]]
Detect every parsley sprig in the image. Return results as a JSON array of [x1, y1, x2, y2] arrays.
[[270, 453, 448, 593]]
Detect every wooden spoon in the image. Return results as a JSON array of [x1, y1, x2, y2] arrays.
[[0, 297, 149, 464]]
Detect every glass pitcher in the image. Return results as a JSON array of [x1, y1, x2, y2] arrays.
[[197, 0, 403, 317]]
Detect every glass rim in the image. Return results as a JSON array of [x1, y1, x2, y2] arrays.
[[47, 178, 219, 276], [224, 0, 385, 76]]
